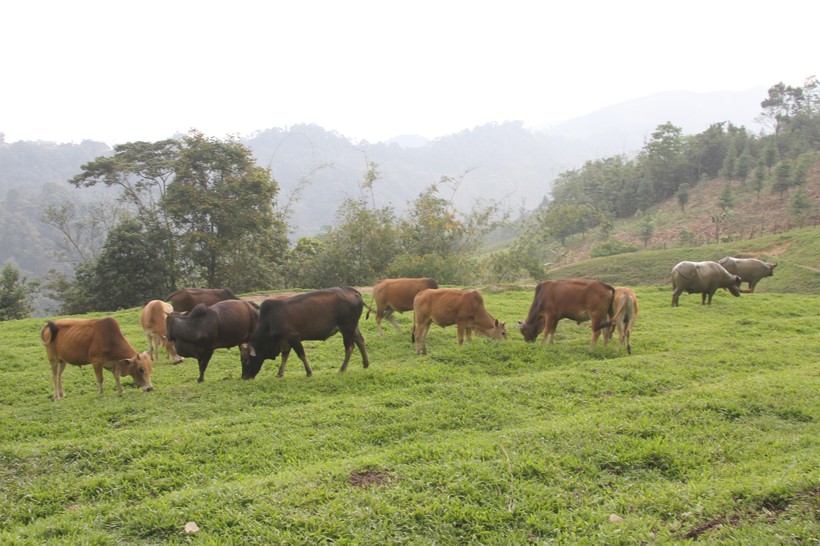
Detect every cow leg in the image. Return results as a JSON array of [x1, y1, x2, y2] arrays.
[[92, 363, 106, 394], [166, 339, 183, 364], [456, 324, 465, 346], [543, 315, 558, 344], [416, 320, 431, 355], [747, 281, 756, 293], [376, 308, 385, 335], [197, 351, 214, 383], [277, 348, 291, 377], [465, 327, 473, 343], [354, 328, 369, 368], [385, 308, 401, 330], [51, 359, 67, 400], [289, 341, 313, 377], [672, 288, 683, 307]]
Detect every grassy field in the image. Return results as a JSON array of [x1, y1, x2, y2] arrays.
[[1, 278, 818, 544]]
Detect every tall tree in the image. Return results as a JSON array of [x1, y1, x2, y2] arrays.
[[162, 131, 287, 289]]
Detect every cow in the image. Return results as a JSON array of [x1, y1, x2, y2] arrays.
[[240, 286, 369, 379], [140, 299, 183, 363], [40, 317, 153, 400], [517, 278, 615, 350], [166, 299, 259, 382], [718, 256, 777, 293], [671, 260, 742, 306], [166, 287, 240, 313], [599, 287, 639, 355], [412, 288, 506, 355], [369, 277, 439, 334]]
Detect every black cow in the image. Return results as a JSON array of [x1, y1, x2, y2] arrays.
[[240, 286, 369, 379], [166, 299, 259, 382], [166, 287, 240, 313]]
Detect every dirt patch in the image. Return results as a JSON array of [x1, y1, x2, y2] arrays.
[[348, 468, 392, 488]]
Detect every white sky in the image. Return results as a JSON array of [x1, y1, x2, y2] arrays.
[[2, 0, 817, 146]]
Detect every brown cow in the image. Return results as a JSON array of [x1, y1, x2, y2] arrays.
[[166, 287, 239, 313], [140, 300, 183, 363], [518, 278, 615, 349], [412, 288, 506, 355], [369, 277, 439, 334], [41, 317, 153, 400], [601, 287, 639, 355]]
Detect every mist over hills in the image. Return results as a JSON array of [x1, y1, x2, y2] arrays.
[[1, 87, 771, 280]]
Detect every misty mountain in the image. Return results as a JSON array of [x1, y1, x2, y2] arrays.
[[1, 87, 772, 283]]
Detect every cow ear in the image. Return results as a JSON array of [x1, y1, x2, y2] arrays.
[[495, 319, 499, 327], [249, 345, 256, 357]]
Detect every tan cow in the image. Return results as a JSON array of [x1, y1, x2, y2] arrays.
[[518, 278, 615, 350], [412, 288, 506, 355], [140, 300, 183, 363], [369, 277, 439, 334], [41, 317, 153, 400], [602, 287, 639, 355]]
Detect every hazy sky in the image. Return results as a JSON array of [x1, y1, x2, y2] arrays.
[[2, 0, 817, 146]]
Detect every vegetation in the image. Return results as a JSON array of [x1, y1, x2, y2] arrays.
[[1, 269, 817, 543]]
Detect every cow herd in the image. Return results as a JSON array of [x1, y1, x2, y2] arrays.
[[40, 256, 776, 400]]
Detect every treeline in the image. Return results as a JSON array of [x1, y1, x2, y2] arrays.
[[531, 78, 820, 246]]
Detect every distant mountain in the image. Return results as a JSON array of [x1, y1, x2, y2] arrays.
[[535, 87, 768, 157]]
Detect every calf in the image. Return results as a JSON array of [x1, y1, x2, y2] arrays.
[[166, 287, 239, 313], [166, 299, 259, 382], [601, 287, 639, 354], [240, 286, 369, 379], [518, 278, 615, 349], [412, 288, 506, 355], [140, 299, 183, 363], [369, 277, 439, 334], [41, 317, 153, 400]]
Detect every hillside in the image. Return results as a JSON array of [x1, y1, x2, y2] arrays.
[[554, 164, 820, 271]]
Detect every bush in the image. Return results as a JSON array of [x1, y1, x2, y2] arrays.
[[589, 238, 639, 258]]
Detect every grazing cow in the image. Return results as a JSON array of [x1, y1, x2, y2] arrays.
[[518, 278, 615, 349], [600, 287, 639, 355], [240, 286, 369, 379], [166, 287, 239, 313], [718, 256, 777, 293], [166, 299, 259, 382], [369, 277, 439, 334], [412, 288, 506, 355], [671, 260, 742, 306], [140, 300, 183, 363], [41, 317, 153, 400]]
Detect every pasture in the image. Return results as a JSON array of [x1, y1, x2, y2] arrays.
[[1, 286, 818, 543]]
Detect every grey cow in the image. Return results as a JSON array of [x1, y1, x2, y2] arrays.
[[718, 256, 777, 293], [671, 261, 742, 307]]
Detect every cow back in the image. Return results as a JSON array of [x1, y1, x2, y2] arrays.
[[374, 277, 439, 312], [257, 287, 363, 342], [167, 287, 240, 313], [42, 317, 137, 365]]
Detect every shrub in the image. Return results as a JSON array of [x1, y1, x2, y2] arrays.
[[589, 238, 639, 258]]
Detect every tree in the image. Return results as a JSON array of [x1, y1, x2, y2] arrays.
[[0, 262, 38, 320], [735, 145, 755, 182], [763, 140, 779, 174], [790, 187, 814, 227], [635, 212, 655, 247], [89, 217, 169, 311], [162, 131, 288, 289], [675, 183, 690, 212], [772, 161, 792, 200], [717, 183, 737, 212], [752, 159, 767, 200], [720, 138, 737, 180]]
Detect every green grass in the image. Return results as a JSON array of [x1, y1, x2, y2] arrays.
[[1, 286, 818, 544], [547, 226, 820, 293]]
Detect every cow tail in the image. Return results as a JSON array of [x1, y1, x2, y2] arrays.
[[596, 285, 617, 332], [595, 320, 614, 332], [41, 320, 58, 345], [411, 324, 416, 343]]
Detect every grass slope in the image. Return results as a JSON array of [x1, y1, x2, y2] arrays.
[[1, 283, 818, 544], [546, 226, 820, 293]]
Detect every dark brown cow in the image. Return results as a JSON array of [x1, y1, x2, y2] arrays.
[[240, 286, 369, 379], [369, 277, 439, 334], [140, 299, 183, 363], [166, 287, 240, 313], [166, 299, 259, 382], [412, 288, 506, 355], [518, 278, 615, 349], [41, 317, 153, 400]]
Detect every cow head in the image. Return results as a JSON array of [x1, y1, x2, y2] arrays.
[[728, 275, 742, 297], [489, 319, 507, 340], [240, 342, 272, 379], [518, 318, 541, 342], [124, 351, 154, 391]]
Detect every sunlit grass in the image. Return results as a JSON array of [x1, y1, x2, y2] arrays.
[[1, 286, 818, 543]]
